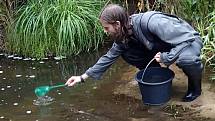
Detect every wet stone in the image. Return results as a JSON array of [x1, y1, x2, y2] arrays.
[[7, 55, 14, 58], [23, 58, 31, 61], [39, 61, 45, 64], [7, 86, 11, 88], [26, 110, 32, 114], [13, 57, 23, 60], [29, 75, 35, 78], [16, 75, 22, 77], [13, 103, 18, 106]]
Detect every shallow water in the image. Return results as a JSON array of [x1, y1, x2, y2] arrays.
[[0, 47, 143, 121], [0, 47, 215, 121]]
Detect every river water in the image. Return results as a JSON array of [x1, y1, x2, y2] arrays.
[[0, 46, 145, 121], [0, 46, 215, 121]]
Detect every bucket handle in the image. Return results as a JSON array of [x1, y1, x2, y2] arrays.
[[141, 58, 156, 81], [141, 58, 170, 81]]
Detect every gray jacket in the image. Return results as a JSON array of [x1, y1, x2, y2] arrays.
[[85, 11, 202, 80]]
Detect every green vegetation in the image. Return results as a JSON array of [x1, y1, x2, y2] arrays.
[[200, 12, 215, 65], [1, 0, 215, 78], [6, 0, 105, 58]]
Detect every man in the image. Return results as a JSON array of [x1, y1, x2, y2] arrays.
[[65, 4, 203, 102]]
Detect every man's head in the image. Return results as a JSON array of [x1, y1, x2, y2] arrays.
[[99, 4, 130, 42]]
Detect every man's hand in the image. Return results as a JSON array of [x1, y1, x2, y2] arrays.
[[65, 76, 82, 87], [65, 73, 89, 86], [154, 52, 161, 63]]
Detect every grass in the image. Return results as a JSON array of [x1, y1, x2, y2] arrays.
[[200, 11, 215, 65], [7, 0, 106, 59]]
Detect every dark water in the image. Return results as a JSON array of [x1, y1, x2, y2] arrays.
[[0, 47, 215, 121], [0, 47, 146, 121]]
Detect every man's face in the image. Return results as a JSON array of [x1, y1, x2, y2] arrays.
[[100, 19, 122, 41]]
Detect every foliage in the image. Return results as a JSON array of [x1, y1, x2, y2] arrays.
[[7, 0, 106, 58], [0, 0, 25, 26], [177, 0, 214, 21], [199, 11, 215, 65]]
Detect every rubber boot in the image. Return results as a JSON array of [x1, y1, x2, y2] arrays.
[[181, 63, 203, 102]]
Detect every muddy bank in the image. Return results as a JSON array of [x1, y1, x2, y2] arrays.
[[114, 64, 215, 121]]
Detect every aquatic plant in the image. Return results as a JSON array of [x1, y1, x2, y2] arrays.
[[7, 0, 105, 58]]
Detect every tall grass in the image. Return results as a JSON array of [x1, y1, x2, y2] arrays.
[[199, 11, 215, 65], [7, 0, 105, 58]]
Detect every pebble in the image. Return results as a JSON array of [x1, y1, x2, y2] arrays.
[[8, 55, 14, 58], [58, 92, 62, 95], [0, 116, 4, 119], [31, 58, 36, 61], [39, 61, 45, 64], [13, 57, 23, 60], [23, 58, 31, 61], [26, 110, 32, 114], [29, 75, 35, 78], [7, 86, 11, 88], [16, 75, 22, 77], [13, 103, 18, 106], [1, 88, 5, 91], [3, 78, 6, 80], [0, 71, 3, 74]]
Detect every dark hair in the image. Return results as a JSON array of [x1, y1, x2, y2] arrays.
[[99, 4, 130, 41]]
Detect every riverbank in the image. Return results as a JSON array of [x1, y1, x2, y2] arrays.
[[114, 64, 215, 121]]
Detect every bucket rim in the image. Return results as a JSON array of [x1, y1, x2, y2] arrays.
[[135, 67, 175, 85]]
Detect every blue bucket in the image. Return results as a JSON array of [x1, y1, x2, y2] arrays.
[[135, 67, 175, 105]]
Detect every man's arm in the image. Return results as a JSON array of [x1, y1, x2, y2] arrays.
[[85, 43, 124, 80], [148, 13, 199, 66]]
